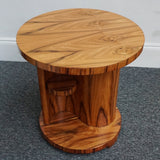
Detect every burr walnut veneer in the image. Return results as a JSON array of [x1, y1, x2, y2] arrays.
[[16, 8, 144, 153]]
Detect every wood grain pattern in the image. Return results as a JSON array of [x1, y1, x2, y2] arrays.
[[36, 69, 121, 153], [17, 8, 144, 75], [38, 69, 119, 127], [17, 8, 145, 153], [74, 69, 120, 127], [39, 108, 121, 154], [47, 79, 77, 96], [47, 77, 77, 119], [37, 68, 50, 124]]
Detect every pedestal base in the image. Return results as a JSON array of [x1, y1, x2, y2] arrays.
[[39, 108, 121, 154]]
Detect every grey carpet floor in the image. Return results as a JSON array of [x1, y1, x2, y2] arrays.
[[0, 61, 160, 160]]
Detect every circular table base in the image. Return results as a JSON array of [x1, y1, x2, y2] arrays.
[[39, 108, 121, 154]]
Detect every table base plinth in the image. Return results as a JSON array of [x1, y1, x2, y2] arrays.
[[39, 108, 121, 154]]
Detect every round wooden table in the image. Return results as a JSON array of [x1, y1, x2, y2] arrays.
[[16, 8, 144, 154]]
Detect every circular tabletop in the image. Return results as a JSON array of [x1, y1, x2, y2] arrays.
[[17, 8, 144, 75]]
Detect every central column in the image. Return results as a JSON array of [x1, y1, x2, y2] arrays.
[[74, 69, 120, 127]]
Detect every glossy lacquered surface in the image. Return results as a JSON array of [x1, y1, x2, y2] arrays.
[[17, 8, 144, 75], [39, 108, 121, 154], [16, 8, 144, 154]]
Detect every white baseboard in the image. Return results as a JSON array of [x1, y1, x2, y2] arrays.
[[0, 38, 26, 62], [0, 38, 160, 68], [127, 45, 160, 68]]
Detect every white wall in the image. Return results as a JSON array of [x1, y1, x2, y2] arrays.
[[0, 0, 160, 67]]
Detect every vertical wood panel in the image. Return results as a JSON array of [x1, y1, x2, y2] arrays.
[[37, 68, 50, 125]]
